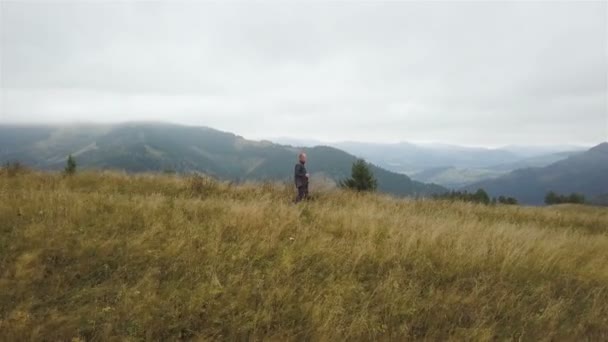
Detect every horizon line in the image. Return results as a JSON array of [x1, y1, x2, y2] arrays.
[[0, 119, 600, 149]]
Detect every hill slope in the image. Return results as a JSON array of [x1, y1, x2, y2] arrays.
[[486, 151, 581, 172], [465, 143, 608, 204], [410, 166, 506, 189], [0, 123, 444, 196], [331, 141, 582, 188], [1, 171, 607, 340]]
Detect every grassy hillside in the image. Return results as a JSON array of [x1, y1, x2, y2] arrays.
[[0, 123, 444, 196], [1, 170, 608, 340]]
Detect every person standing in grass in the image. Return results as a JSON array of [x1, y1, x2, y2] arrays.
[[294, 152, 309, 203]]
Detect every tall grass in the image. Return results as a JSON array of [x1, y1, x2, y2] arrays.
[[1, 171, 607, 340]]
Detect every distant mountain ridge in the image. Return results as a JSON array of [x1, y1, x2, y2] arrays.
[[0, 123, 445, 197], [411, 167, 505, 189], [486, 151, 582, 172], [408, 151, 583, 189], [330, 141, 522, 173], [464, 143, 608, 205]]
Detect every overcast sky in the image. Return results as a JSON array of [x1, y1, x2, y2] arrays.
[[1, 1, 607, 146]]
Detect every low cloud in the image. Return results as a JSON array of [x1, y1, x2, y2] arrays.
[[1, 1, 606, 145]]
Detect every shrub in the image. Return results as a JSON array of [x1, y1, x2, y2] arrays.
[[545, 191, 585, 205], [434, 188, 491, 205], [188, 174, 219, 197], [497, 196, 518, 205], [1, 161, 29, 177]]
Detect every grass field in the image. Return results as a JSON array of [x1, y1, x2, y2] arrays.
[[1, 170, 607, 340]]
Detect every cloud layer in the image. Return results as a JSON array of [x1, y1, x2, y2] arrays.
[[1, 1, 606, 145]]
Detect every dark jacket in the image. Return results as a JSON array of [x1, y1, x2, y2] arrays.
[[294, 162, 308, 188]]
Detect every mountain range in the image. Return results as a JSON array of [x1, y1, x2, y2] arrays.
[[329, 142, 521, 173], [272, 138, 589, 188], [408, 151, 582, 189], [324, 142, 586, 173], [464, 143, 608, 205], [2, 123, 605, 205], [0, 123, 445, 197]]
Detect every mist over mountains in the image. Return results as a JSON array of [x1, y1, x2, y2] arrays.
[[2, 122, 605, 205], [1, 2, 606, 339], [271, 138, 589, 188], [264, 136, 608, 205], [0, 123, 444, 197], [328, 141, 587, 174]]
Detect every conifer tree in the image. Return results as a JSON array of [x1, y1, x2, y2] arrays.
[[339, 159, 378, 192], [65, 154, 77, 175]]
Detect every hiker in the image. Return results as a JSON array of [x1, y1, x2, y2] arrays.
[[294, 152, 309, 202]]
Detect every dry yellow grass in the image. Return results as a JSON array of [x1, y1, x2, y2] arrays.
[[1, 170, 607, 340]]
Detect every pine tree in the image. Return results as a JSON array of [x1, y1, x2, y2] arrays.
[[339, 159, 378, 192], [65, 154, 77, 175], [545, 191, 558, 205]]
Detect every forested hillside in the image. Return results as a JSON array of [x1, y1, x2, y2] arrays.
[[465, 143, 608, 205], [0, 123, 444, 196]]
